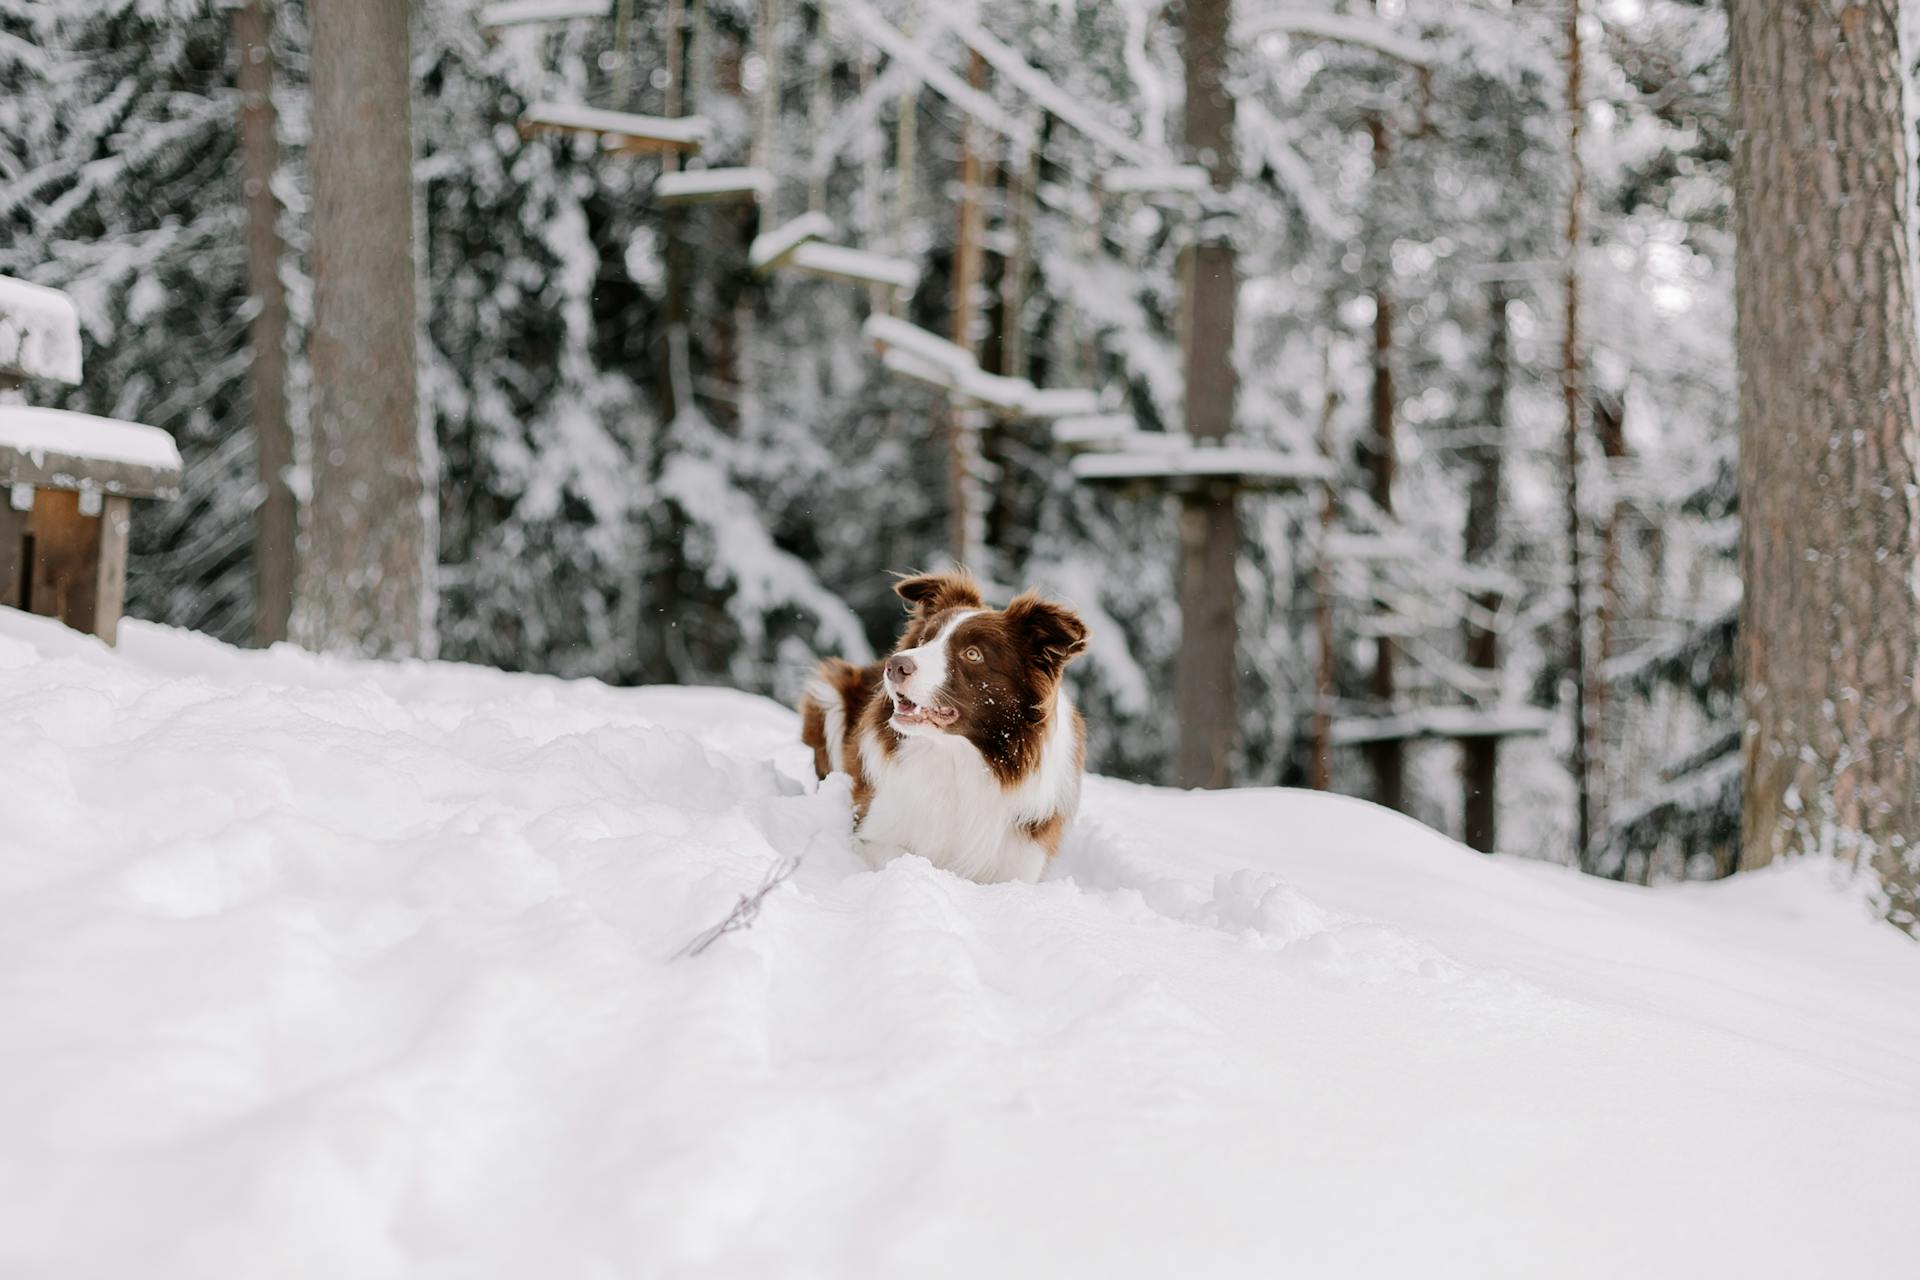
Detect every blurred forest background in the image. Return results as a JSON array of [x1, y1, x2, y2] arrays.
[[2, 0, 1744, 876]]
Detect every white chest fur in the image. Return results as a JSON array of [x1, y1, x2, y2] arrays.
[[855, 688, 1081, 884]]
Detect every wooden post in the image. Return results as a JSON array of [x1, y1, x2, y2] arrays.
[[808, 0, 833, 213], [1175, 0, 1240, 790], [662, 0, 684, 172], [1001, 124, 1039, 381], [233, 0, 296, 647], [1360, 113, 1405, 812]]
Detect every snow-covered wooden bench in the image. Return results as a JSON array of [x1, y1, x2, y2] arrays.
[[0, 276, 182, 645]]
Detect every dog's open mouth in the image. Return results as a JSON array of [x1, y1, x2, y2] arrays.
[[891, 692, 960, 729]]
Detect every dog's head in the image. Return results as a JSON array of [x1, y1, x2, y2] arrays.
[[881, 571, 1088, 744]]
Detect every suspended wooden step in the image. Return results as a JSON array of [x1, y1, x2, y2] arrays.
[[782, 243, 918, 291], [653, 166, 774, 206], [1071, 442, 1335, 494], [1330, 705, 1554, 747], [864, 314, 975, 382], [0, 275, 83, 388], [1103, 165, 1213, 197], [879, 345, 959, 392], [1021, 387, 1103, 420], [478, 0, 609, 33], [749, 212, 834, 274], [519, 103, 708, 155], [1052, 414, 1152, 452]]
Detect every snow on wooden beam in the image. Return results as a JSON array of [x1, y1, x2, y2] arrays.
[[0, 406, 183, 499], [1103, 166, 1213, 196], [653, 166, 774, 206], [519, 103, 708, 155], [749, 212, 835, 273], [879, 345, 958, 392], [1071, 443, 1336, 494], [863, 314, 976, 382], [1239, 7, 1440, 69], [956, 367, 1036, 415], [478, 0, 608, 33], [0, 276, 83, 387], [782, 242, 919, 291], [1020, 387, 1103, 420], [1330, 705, 1554, 747]]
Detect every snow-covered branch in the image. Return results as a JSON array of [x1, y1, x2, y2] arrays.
[[1238, 6, 1441, 69]]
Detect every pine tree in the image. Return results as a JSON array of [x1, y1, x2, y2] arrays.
[[1730, 0, 1920, 934]]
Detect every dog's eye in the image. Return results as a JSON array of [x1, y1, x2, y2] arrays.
[[963, 646, 984, 663]]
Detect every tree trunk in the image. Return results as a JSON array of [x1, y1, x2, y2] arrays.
[[233, 0, 295, 648], [1310, 343, 1339, 791], [1731, 0, 1920, 935], [1175, 0, 1239, 790], [1592, 382, 1630, 858], [948, 49, 989, 571], [1462, 283, 1509, 853], [299, 0, 432, 657], [1562, 0, 1594, 865], [1361, 117, 1402, 811]]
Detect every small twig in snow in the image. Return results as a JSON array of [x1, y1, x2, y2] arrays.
[[672, 855, 800, 959]]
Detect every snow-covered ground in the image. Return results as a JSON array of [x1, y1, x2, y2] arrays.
[[2, 611, 1916, 1279]]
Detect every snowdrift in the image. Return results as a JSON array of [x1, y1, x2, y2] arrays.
[[1, 612, 1915, 1278]]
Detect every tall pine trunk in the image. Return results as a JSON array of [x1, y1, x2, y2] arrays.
[[1176, 0, 1239, 789], [299, 0, 431, 656], [1362, 115, 1404, 812], [233, 0, 295, 647], [1731, 1, 1920, 934], [1562, 0, 1594, 864], [1462, 282, 1509, 853]]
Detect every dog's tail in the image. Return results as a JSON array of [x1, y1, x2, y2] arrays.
[[799, 657, 871, 780]]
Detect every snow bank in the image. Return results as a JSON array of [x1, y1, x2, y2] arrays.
[[0, 610, 1915, 1279]]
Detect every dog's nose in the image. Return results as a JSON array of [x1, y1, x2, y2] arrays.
[[886, 654, 917, 685]]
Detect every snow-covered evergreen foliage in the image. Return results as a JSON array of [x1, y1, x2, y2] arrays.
[[2, 0, 1742, 871]]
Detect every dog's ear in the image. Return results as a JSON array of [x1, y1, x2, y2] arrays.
[[1003, 592, 1089, 674], [893, 571, 985, 619]]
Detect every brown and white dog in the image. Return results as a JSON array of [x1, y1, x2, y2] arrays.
[[800, 572, 1089, 884]]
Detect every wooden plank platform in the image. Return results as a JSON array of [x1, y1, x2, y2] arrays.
[[653, 167, 774, 206], [749, 212, 834, 273], [519, 102, 708, 155], [1071, 443, 1334, 494], [0, 406, 184, 499], [1330, 705, 1554, 747], [782, 242, 918, 290]]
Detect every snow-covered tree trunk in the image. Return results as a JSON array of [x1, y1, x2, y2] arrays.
[[233, 0, 296, 647], [1731, 0, 1920, 934], [1175, 0, 1239, 789], [297, 0, 431, 658]]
